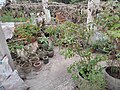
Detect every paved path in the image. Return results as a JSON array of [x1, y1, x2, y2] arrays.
[[25, 47, 80, 90]]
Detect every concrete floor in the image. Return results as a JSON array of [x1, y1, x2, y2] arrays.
[[25, 47, 80, 90]]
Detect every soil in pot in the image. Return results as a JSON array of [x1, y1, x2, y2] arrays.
[[47, 50, 54, 58], [104, 66, 120, 90], [43, 56, 49, 64], [33, 61, 42, 71], [106, 66, 120, 79]]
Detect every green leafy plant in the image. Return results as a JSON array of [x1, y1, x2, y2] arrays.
[[15, 23, 39, 43], [91, 38, 114, 53], [93, 2, 120, 88], [60, 48, 74, 59], [8, 41, 24, 54], [38, 36, 49, 50], [8, 23, 39, 55], [67, 51, 106, 90], [96, 2, 120, 51], [0, 9, 29, 22], [48, 42, 54, 51]]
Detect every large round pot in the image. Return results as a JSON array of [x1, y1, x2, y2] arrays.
[[103, 66, 120, 90], [43, 56, 49, 64]]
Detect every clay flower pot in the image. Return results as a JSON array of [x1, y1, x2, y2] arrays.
[[43, 56, 49, 64], [33, 61, 42, 71], [103, 66, 120, 90]]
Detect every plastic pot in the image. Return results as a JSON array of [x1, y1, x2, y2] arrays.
[[43, 56, 49, 64]]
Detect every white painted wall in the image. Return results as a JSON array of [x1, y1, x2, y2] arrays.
[[0, 0, 6, 9], [0, 0, 6, 4], [0, 24, 14, 70]]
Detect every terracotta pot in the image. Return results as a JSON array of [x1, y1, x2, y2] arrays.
[[43, 56, 49, 64], [48, 50, 54, 58], [33, 61, 42, 71], [103, 66, 120, 90]]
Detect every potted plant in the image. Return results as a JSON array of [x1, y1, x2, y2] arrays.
[[91, 39, 114, 54], [47, 42, 54, 58], [67, 51, 106, 90], [43, 56, 49, 64], [33, 61, 42, 71], [103, 66, 120, 90], [15, 23, 39, 43], [96, 2, 120, 90], [38, 37, 49, 50], [45, 25, 61, 46], [103, 50, 120, 90]]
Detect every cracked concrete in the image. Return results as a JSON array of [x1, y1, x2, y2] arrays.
[[25, 47, 80, 90]]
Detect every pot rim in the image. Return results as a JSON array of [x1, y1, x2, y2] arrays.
[[104, 66, 120, 80], [34, 61, 42, 66], [43, 56, 48, 59]]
